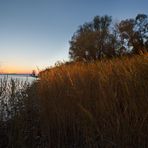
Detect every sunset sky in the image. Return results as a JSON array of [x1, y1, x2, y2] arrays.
[[0, 0, 147, 73]]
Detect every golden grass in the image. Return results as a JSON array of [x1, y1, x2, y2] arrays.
[[36, 55, 148, 147], [0, 55, 148, 147]]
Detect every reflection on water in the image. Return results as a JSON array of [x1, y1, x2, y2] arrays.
[[0, 74, 37, 83]]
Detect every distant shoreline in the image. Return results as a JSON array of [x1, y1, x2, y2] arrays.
[[0, 73, 31, 76], [0, 74, 33, 77], [0, 73, 38, 78]]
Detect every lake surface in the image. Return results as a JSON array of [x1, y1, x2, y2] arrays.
[[0, 74, 37, 83]]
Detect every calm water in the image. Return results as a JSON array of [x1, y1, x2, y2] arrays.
[[0, 74, 36, 83]]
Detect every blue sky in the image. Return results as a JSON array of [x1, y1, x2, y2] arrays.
[[0, 0, 147, 73]]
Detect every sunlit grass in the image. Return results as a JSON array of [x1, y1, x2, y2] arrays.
[[0, 54, 148, 147], [38, 54, 148, 147]]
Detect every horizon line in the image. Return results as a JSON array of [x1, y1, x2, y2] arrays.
[[0, 73, 31, 75]]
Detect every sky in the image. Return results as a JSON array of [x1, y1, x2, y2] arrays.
[[0, 0, 147, 73]]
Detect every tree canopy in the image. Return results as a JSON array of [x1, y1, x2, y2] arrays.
[[69, 14, 148, 61]]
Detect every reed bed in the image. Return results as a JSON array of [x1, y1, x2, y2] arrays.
[[37, 55, 148, 147], [0, 55, 148, 147]]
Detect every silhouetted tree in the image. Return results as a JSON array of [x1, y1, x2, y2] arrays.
[[135, 14, 148, 53], [117, 14, 148, 54], [69, 15, 117, 61], [69, 14, 148, 61]]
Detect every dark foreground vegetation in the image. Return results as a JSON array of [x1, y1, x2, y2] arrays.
[[0, 54, 148, 147]]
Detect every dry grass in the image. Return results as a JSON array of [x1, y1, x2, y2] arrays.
[[0, 55, 148, 147], [37, 55, 148, 147]]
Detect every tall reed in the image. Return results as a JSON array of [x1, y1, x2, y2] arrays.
[[38, 55, 148, 147], [0, 55, 148, 147]]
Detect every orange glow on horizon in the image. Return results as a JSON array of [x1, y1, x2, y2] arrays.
[[1, 66, 33, 74]]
